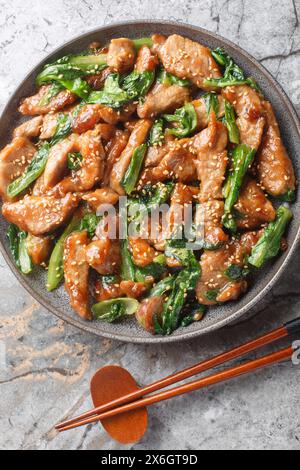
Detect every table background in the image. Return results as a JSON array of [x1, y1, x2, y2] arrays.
[[0, 0, 299, 451]]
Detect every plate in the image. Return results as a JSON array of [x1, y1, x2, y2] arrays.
[[0, 20, 299, 343]]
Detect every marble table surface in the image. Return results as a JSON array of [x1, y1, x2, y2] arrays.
[[0, 0, 300, 451]]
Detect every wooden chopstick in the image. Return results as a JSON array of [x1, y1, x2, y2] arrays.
[[56, 324, 288, 431], [58, 346, 294, 432]]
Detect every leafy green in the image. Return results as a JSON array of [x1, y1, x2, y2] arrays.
[[67, 151, 83, 171], [202, 92, 220, 117], [164, 103, 197, 138], [135, 261, 166, 283], [249, 206, 293, 268], [157, 69, 190, 87], [87, 73, 129, 108], [92, 298, 139, 323], [120, 239, 136, 281], [7, 224, 33, 275], [50, 113, 73, 146], [7, 143, 50, 198], [224, 264, 249, 281], [149, 276, 175, 297], [149, 118, 165, 146], [280, 189, 296, 203], [46, 212, 83, 291], [160, 238, 201, 335], [223, 99, 240, 144], [132, 37, 154, 50], [204, 47, 259, 90], [122, 70, 155, 101], [180, 303, 206, 327], [122, 144, 148, 195], [36, 54, 107, 84], [79, 213, 102, 238], [222, 144, 256, 232], [88, 70, 154, 109], [204, 289, 219, 302]]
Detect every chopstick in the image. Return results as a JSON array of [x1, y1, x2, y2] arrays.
[[56, 316, 300, 432], [58, 346, 294, 432]]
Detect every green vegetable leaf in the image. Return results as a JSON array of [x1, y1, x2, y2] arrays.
[[87, 73, 130, 108], [157, 69, 190, 87], [122, 144, 148, 195], [180, 303, 206, 327], [222, 144, 256, 232], [164, 103, 197, 138], [47, 211, 83, 291], [7, 142, 50, 198], [149, 276, 175, 297], [79, 213, 102, 238], [92, 298, 139, 323], [202, 92, 220, 117], [204, 47, 259, 90], [36, 53, 107, 86], [6, 224, 33, 274], [67, 152, 83, 171], [50, 113, 72, 146], [223, 99, 240, 144], [249, 205, 293, 268], [120, 239, 136, 281], [204, 289, 220, 302], [280, 189, 296, 203], [224, 264, 249, 281], [122, 70, 155, 101], [149, 118, 165, 146]]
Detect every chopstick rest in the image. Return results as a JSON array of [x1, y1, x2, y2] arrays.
[[90, 365, 148, 444]]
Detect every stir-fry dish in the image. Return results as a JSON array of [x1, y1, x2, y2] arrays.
[[0, 34, 296, 335]]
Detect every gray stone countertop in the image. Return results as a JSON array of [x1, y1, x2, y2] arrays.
[[0, 0, 300, 451]]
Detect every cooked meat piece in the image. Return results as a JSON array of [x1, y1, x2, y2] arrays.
[[48, 126, 106, 196], [192, 113, 228, 201], [256, 101, 296, 196], [139, 140, 196, 186], [93, 277, 123, 302], [102, 129, 130, 186], [137, 82, 190, 119], [64, 231, 91, 320], [82, 188, 119, 211], [13, 116, 44, 138], [145, 134, 175, 168], [98, 103, 137, 126], [152, 34, 221, 90], [235, 177, 276, 230], [85, 68, 111, 90], [168, 182, 198, 236], [193, 95, 225, 130], [128, 237, 157, 267], [19, 85, 76, 116], [72, 104, 103, 134], [43, 135, 76, 190], [119, 280, 148, 299], [135, 296, 165, 334], [0, 137, 36, 200], [110, 119, 152, 194], [195, 200, 229, 249], [26, 234, 52, 265], [107, 38, 136, 73], [196, 231, 261, 305], [2, 193, 80, 236], [222, 85, 265, 150], [86, 238, 121, 275], [40, 112, 60, 140], [32, 173, 46, 196], [135, 46, 158, 73]]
